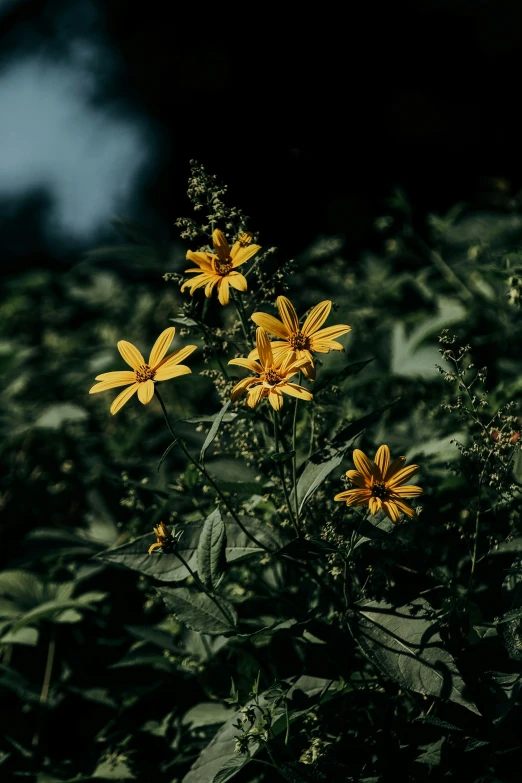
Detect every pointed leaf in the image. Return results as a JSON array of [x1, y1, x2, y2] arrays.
[[200, 400, 232, 463], [349, 598, 480, 715], [159, 586, 237, 635], [197, 508, 227, 591]]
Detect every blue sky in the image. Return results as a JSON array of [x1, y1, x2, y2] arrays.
[[0, 4, 155, 241]]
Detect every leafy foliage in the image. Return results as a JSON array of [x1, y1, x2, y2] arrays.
[[4, 170, 522, 781]]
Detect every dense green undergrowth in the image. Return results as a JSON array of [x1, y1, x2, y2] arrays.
[[3, 170, 522, 782]]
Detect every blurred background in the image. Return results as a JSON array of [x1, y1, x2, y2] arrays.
[[3, 1, 522, 779]]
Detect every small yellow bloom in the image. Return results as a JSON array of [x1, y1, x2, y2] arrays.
[[250, 296, 351, 380], [181, 228, 261, 306], [148, 521, 174, 555], [89, 327, 197, 415], [334, 445, 423, 523], [229, 327, 313, 411]]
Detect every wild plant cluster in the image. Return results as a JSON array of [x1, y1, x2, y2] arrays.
[[2, 168, 522, 781]]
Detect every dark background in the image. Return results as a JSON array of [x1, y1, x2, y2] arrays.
[[0, 0, 521, 271]]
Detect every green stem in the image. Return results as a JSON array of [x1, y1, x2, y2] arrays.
[[155, 388, 271, 553], [231, 289, 252, 347], [291, 376, 300, 531], [174, 548, 235, 626], [308, 404, 315, 459], [273, 410, 299, 537], [32, 625, 56, 748]]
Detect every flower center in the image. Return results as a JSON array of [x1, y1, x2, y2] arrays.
[[371, 481, 389, 499], [215, 259, 233, 276], [263, 368, 284, 386], [135, 364, 156, 383], [288, 331, 310, 351]]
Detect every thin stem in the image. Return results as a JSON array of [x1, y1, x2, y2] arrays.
[[174, 548, 235, 626], [273, 410, 299, 537], [155, 388, 271, 553], [231, 289, 251, 347], [32, 625, 56, 748], [291, 376, 301, 531], [308, 404, 315, 459]]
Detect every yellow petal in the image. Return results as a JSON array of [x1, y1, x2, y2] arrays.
[[310, 324, 351, 343], [345, 470, 368, 488], [149, 327, 176, 368], [382, 500, 401, 523], [301, 300, 332, 336], [230, 377, 258, 402], [387, 464, 419, 488], [310, 340, 345, 353], [352, 449, 375, 481], [276, 296, 300, 334], [384, 456, 406, 481], [246, 383, 266, 408], [118, 340, 145, 369], [148, 542, 163, 555], [186, 250, 214, 270], [218, 277, 230, 306], [251, 312, 289, 339], [181, 273, 217, 294], [137, 379, 155, 404], [256, 328, 273, 368], [268, 388, 283, 410], [205, 278, 219, 297], [89, 378, 134, 394], [281, 383, 313, 402], [393, 485, 423, 497], [94, 371, 136, 383], [301, 360, 316, 380], [228, 272, 248, 292], [155, 345, 196, 375], [333, 489, 371, 505], [228, 357, 263, 374], [369, 496, 381, 515], [231, 244, 261, 267], [155, 364, 192, 382], [110, 383, 139, 415], [393, 499, 416, 517], [212, 229, 230, 261], [374, 445, 390, 480]]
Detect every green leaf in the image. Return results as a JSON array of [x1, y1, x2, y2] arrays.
[[159, 587, 237, 635], [212, 756, 250, 783], [95, 523, 204, 582], [200, 400, 232, 463], [171, 315, 199, 328], [183, 676, 337, 783], [157, 439, 179, 472], [197, 508, 227, 592], [390, 300, 465, 379], [224, 520, 281, 562], [0, 627, 38, 646], [349, 598, 480, 715], [314, 358, 375, 394], [182, 702, 234, 729], [296, 399, 399, 512], [9, 599, 100, 633]]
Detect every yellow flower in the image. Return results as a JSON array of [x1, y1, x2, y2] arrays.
[[334, 445, 422, 523], [181, 229, 261, 306], [229, 327, 313, 411], [250, 296, 351, 380], [148, 522, 174, 555], [89, 327, 197, 415]]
